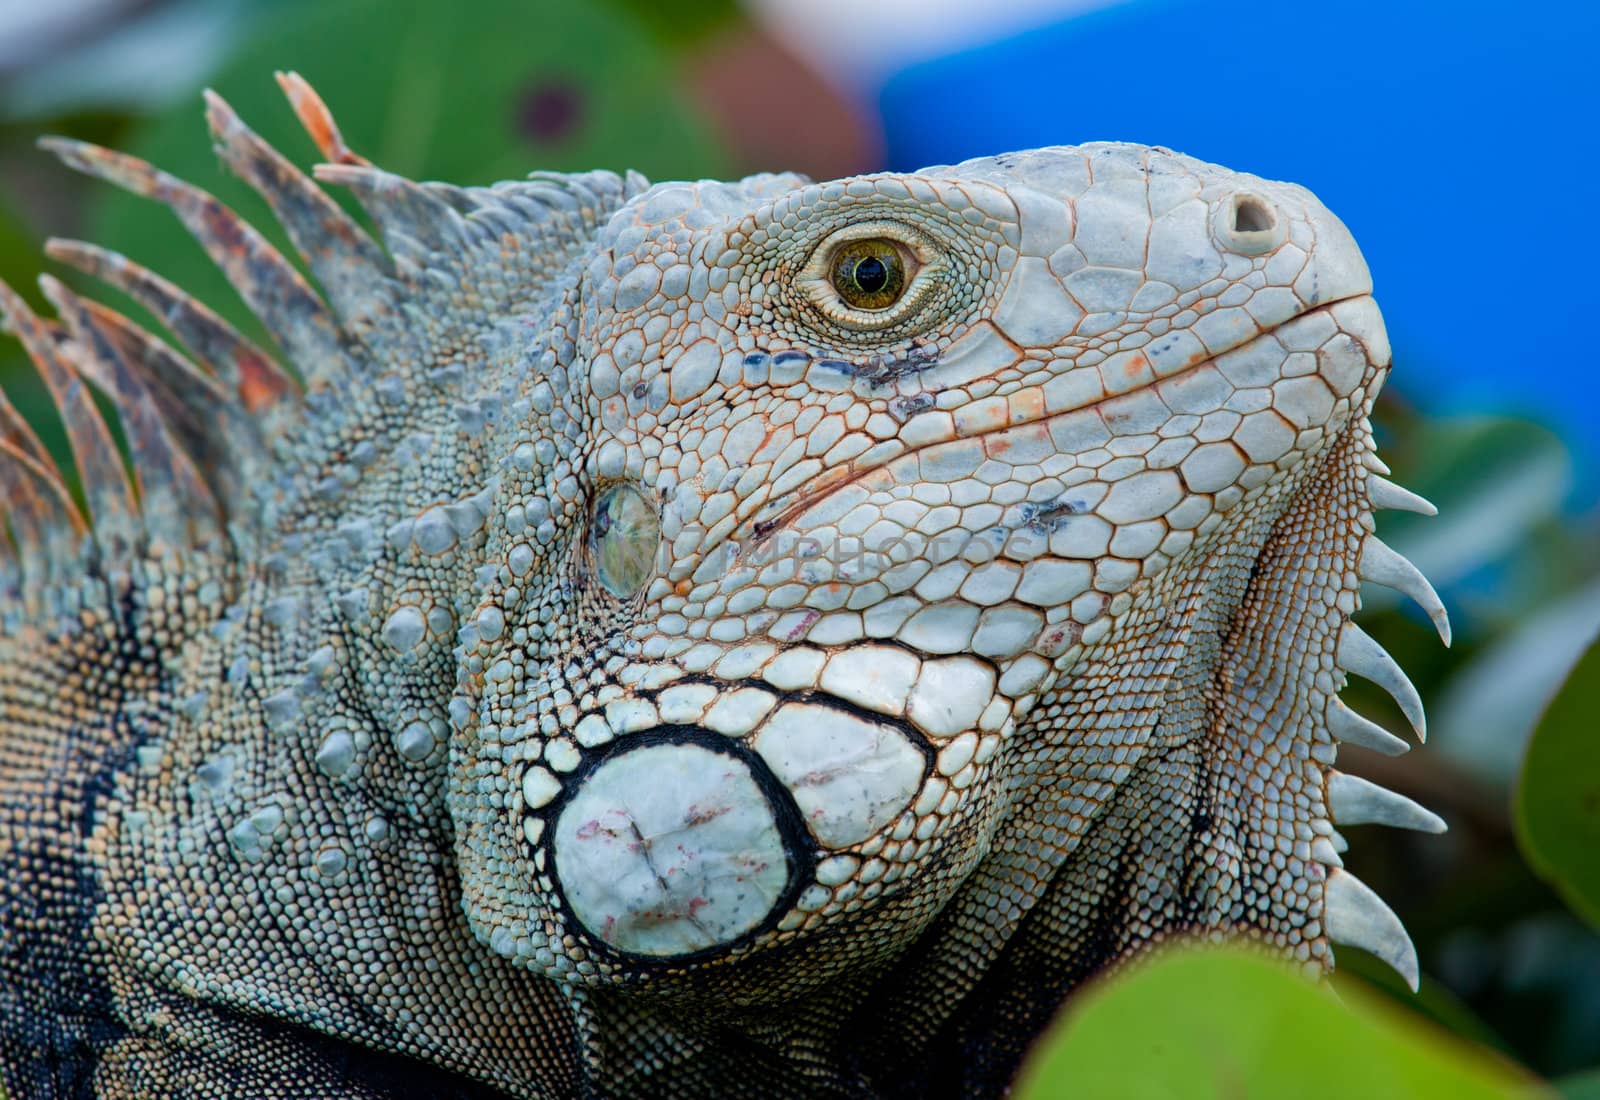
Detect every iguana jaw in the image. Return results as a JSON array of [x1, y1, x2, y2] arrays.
[[746, 289, 1383, 548], [840, 392, 1440, 1085], [449, 296, 1399, 1001]]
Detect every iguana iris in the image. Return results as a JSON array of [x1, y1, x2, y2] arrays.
[[0, 75, 1450, 1098]]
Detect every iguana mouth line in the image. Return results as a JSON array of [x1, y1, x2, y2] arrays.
[[750, 293, 1374, 546]]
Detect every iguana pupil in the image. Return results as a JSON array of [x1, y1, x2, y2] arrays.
[[853, 255, 887, 292], [831, 236, 906, 309]]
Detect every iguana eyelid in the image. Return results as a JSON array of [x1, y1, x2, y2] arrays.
[[795, 219, 945, 332]]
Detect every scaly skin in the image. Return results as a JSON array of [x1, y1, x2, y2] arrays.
[[0, 76, 1449, 1098]]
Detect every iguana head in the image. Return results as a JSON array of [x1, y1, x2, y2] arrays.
[[2, 79, 1446, 1084], [445, 144, 1443, 1001]]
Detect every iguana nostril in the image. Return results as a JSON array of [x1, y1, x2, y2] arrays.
[[1232, 195, 1275, 234], [1216, 191, 1285, 255]]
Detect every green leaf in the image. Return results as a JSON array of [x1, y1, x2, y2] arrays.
[[1014, 947, 1539, 1100], [1515, 634, 1600, 929], [0, 184, 46, 312], [1333, 949, 1516, 1059], [81, 0, 729, 345], [598, 0, 743, 49], [1556, 1066, 1600, 1100]]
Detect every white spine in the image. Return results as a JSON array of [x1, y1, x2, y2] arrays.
[[1368, 475, 1438, 516], [1326, 770, 1446, 833], [1336, 622, 1427, 741], [1323, 867, 1420, 992], [1326, 698, 1411, 755], [1359, 535, 1452, 646]]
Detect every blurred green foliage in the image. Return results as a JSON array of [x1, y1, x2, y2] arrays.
[[1014, 947, 1539, 1100], [603, 0, 743, 49], [1560, 1067, 1600, 1100], [1516, 637, 1600, 929]]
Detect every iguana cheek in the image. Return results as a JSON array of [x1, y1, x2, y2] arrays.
[[531, 694, 942, 961], [548, 740, 795, 958], [751, 702, 927, 849]]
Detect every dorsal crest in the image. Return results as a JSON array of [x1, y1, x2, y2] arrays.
[[0, 73, 642, 631]]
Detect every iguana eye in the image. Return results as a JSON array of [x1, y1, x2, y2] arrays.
[[588, 484, 658, 598], [830, 238, 907, 310], [799, 221, 939, 332]]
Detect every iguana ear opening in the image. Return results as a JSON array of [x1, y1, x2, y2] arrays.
[[586, 482, 660, 599]]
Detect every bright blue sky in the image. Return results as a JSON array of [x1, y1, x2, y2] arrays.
[[877, 0, 1598, 486]]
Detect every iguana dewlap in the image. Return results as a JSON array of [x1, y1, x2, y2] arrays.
[[0, 75, 1449, 1099]]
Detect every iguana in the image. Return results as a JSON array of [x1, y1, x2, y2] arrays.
[[0, 75, 1451, 1098]]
